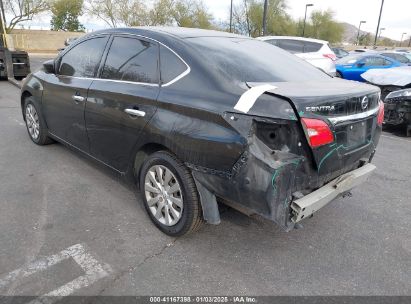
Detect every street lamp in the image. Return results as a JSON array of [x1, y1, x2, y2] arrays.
[[356, 21, 366, 45], [373, 0, 385, 47], [229, 0, 233, 33], [400, 32, 407, 47], [262, 0, 268, 36], [302, 4, 313, 37]]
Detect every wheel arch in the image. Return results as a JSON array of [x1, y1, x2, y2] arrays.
[[132, 142, 173, 187], [21, 90, 33, 120]]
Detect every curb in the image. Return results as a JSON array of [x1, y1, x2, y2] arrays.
[[8, 77, 22, 89]]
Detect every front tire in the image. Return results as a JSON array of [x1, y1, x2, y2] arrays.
[[139, 151, 203, 236], [336, 71, 343, 78], [23, 97, 53, 145]]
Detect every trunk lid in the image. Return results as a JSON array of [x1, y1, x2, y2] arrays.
[[247, 80, 381, 178]]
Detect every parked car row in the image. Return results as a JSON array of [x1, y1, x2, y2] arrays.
[[362, 66, 411, 136], [20, 28, 384, 236], [257, 36, 337, 75]]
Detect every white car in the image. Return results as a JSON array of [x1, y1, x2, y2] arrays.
[[257, 36, 336, 76]]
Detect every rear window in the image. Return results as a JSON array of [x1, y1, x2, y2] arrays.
[[188, 37, 330, 83], [381, 53, 408, 63], [266, 39, 322, 53], [277, 39, 304, 54], [160, 45, 187, 84], [304, 41, 322, 53]]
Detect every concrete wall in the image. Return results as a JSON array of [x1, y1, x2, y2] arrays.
[[8, 29, 86, 53]]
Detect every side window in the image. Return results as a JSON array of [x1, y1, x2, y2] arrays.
[[101, 37, 159, 84], [160, 45, 187, 84], [383, 59, 393, 66], [59, 37, 108, 78], [303, 41, 322, 53], [265, 39, 279, 46], [363, 57, 385, 67], [385, 53, 407, 63], [277, 39, 304, 54]]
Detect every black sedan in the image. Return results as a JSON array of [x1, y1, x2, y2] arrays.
[[21, 27, 383, 236]]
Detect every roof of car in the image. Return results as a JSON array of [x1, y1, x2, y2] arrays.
[[89, 26, 247, 39], [257, 36, 329, 44]]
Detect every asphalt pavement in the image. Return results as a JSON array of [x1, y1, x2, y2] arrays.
[[0, 81, 410, 297]]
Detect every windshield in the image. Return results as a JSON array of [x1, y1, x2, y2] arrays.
[[336, 54, 361, 64], [187, 37, 331, 83]]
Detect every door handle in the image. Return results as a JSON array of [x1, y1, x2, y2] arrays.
[[124, 108, 146, 117], [72, 95, 85, 103]]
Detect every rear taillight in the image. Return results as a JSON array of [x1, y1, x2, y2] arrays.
[[323, 54, 337, 61], [377, 101, 384, 126], [301, 118, 334, 148]]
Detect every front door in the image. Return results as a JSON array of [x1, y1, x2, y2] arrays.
[[85, 36, 160, 171], [42, 36, 109, 152]]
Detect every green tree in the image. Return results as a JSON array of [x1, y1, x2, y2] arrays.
[[231, 0, 296, 37], [50, 0, 85, 32], [148, 0, 174, 26], [379, 37, 394, 47], [358, 33, 372, 46], [304, 9, 343, 43], [172, 0, 214, 29], [86, 0, 213, 29]]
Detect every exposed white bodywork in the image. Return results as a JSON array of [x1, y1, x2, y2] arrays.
[[361, 66, 411, 86], [257, 36, 336, 76]]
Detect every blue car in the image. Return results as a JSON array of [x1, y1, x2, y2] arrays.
[[336, 54, 403, 82]]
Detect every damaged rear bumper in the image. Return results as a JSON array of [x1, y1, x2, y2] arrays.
[[290, 163, 376, 223]]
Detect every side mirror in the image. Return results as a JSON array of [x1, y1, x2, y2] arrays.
[[356, 62, 365, 68], [43, 60, 55, 74]]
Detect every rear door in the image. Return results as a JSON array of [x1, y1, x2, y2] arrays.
[[42, 36, 109, 151], [85, 35, 160, 172]]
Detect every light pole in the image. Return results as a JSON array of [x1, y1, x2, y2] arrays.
[[262, 0, 268, 36], [229, 0, 233, 33], [356, 21, 366, 45], [302, 3, 313, 37], [400, 32, 407, 47], [0, 0, 7, 47], [373, 0, 384, 47]]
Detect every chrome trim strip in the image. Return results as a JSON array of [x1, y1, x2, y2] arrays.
[[57, 32, 191, 87], [94, 78, 159, 87], [58, 75, 159, 87], [328, 107, 379, 124]]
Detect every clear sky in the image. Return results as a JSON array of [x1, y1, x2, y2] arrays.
[[11, 0, 410, 42]]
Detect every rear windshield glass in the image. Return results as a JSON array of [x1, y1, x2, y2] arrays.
[[187, 37, 330, 83]]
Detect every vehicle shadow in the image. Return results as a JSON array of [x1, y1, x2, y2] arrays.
[[383, 124, 410, 137]]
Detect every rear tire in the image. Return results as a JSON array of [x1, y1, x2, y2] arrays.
[[139, 151, 203, 236], [23, 96, 54, 145], [336, 71, 343, 78]]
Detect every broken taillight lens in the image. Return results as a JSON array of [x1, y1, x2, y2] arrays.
[[377, 101, 384, 126], [301, 118, 334, 148]]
